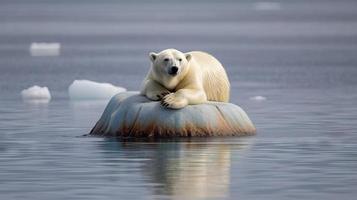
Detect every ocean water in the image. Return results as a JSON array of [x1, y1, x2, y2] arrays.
[[1, 0, 357, 199]]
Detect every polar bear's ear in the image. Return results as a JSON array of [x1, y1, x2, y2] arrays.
[[185, 53, 192, 62], [149, 52, 158, 62]]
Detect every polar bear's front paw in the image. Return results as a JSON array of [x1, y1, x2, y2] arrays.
[[147, 91, 170, 101], [161, 93, 187, 109]]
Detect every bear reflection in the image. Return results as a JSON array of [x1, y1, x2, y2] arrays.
[[99, 138, 247, 199], [144, 143, 231, 199], [117, 138, 243, 199]]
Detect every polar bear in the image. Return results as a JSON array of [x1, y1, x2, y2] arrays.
[[140, 49, 230, 109]]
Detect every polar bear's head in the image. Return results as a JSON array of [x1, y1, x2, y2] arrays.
[[149, 49, 192, 78]]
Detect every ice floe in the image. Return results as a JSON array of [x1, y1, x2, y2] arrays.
[[68, 80, 126, 100], [21, 85, 51, 102], [250, 96, 267, 101], [30, 42, 60, 56]]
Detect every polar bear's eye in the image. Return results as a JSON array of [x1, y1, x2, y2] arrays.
[[178, 58, 182, 62], [164, 58, 169, 62]]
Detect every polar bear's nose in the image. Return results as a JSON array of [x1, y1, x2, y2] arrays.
[[170, 66, 179, 74]]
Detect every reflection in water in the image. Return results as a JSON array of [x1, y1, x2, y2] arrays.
[[97, 138, 253, 199], [161, 143, 230, 199]]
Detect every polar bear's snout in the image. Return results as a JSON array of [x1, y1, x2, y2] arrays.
[[168, 66, 179, 76]]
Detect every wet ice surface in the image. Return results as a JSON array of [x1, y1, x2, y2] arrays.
[[1, 0, 357, 199]]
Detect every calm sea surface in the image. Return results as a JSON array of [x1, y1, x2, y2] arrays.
[[1, 0, 357, 199]]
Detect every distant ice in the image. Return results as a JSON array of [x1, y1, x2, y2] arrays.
[[21, 85, 51, 102], [253, 2, 281, 11], [250, 96, 267, 101], [30, 42, 60, 56], [68, 80, 126, 100]]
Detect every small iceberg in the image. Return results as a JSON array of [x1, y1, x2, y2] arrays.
[[68, 80, 126, 101], [30, 42, 60, 56], [253, 2, 281, 11], [250, 96, 267, 101], [90, 92, 256, 137], [21, 85, 51, 102]]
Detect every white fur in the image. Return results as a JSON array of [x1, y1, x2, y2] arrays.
[[140, 49, 230, 109]]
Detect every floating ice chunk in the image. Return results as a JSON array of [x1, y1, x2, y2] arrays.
[[30, 42, 60, 56], [250, 96, 267, 101], [68, 80, 126, 101], [90, 92, 256, 137], [253, 2, 281, 11], [21, 85, 51, 102]]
